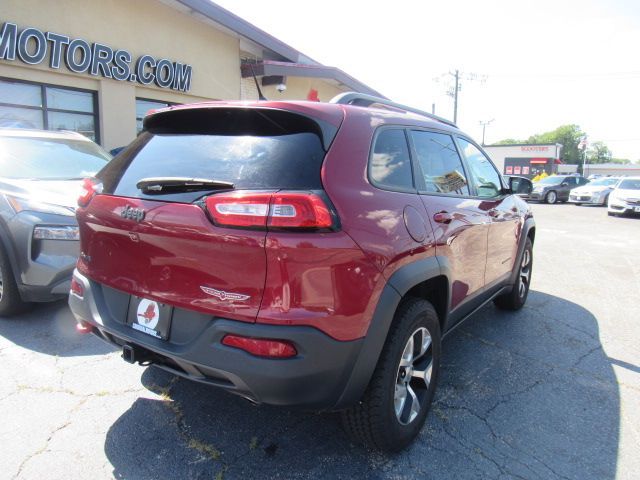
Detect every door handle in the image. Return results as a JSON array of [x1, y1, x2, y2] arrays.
[[433, 211, 453, 224]]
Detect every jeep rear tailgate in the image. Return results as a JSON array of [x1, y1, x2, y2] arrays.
[[76, 106, 336, 323]]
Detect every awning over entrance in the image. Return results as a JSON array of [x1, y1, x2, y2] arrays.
[[530, 158, 563, 164], [240, 60, 385, 98]]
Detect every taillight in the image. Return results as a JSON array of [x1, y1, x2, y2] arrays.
[[205, 192, 334, 230], [269, 193, 332, 228], [77, 178, 103, 208], [221, 334, 297, 358], [205, 192, 271, 228]]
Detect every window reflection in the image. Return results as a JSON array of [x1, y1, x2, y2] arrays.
[[411, 130, 470, 195], [370, 129, 413, 190], [458, 139, 501, 198]]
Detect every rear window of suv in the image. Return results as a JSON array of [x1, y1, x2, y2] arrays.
[[99, 108, 330, 202]]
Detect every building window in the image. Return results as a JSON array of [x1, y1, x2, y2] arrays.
[[136, 98, 172, 133], [0, 78, 98, 142]]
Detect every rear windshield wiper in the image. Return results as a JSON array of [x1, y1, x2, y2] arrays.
[[136, 177, 234, 194]]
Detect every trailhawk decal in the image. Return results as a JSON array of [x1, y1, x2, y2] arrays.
[[200, 286, 250, 302]]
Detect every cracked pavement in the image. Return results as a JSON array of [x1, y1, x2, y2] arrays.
[[1, 204, 639, 479]]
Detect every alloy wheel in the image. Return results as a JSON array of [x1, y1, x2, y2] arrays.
[[0, 262, 3, 301], [519, 248, 532, 298], [394, 327, 433, 425], [547, 191, 557, 204]]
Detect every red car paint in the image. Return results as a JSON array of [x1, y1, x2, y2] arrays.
[[76, 195, 268, 323], [75, 100, 530, 342]]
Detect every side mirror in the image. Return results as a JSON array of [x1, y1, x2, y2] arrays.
[[561, 182, 569, 187], [507, 176, 532, 195]]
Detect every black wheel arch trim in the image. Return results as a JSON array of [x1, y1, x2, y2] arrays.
[[334, 256, 449, 409], [509, 217, 535, 287], [0, 219, 22, 286]]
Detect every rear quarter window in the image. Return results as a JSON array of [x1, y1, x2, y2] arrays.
[[369, 129, 414, 191]]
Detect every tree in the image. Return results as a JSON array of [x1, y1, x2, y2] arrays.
[[494, 138, 520, 145], [494, 124, 589, 165], [526, 124, 585, 165], [609, 157, 631, 165], [586, 141, 612, 164]]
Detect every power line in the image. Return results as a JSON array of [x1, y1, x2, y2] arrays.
[[487, 71, 640, 80]]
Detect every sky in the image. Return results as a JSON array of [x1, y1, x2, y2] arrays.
[[215, 0, 640, 161]]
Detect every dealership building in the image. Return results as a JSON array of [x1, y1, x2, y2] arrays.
[[483, 144, 566, 178], [0, 0, 383, 150]]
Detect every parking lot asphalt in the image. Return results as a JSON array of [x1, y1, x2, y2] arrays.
[[1, 203, 639, 480]]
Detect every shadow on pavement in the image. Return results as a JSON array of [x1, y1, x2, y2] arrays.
[[0, 299, 114, 357], [104, 291, 619, 479]]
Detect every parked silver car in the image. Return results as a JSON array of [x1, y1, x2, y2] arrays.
[[569, 177, 620, 206], [0, 129, 111, 315]]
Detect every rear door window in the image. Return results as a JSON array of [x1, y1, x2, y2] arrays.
[[410, 130, 470, 196], [369, 129, 414, 191]]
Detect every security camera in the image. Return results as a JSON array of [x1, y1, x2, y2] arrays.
[[276, 83, 287, 93]]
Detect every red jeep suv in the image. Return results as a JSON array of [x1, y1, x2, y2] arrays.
[[69, 93, 534, 451]]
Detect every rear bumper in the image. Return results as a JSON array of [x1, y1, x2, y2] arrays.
[[68, 270, 364, 409]]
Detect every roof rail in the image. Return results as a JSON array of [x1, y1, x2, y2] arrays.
[[330, 92, 458, 128]]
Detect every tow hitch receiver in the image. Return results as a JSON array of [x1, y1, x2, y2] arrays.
[[122, 345, 136, 364], [122, 344, 153, 364]]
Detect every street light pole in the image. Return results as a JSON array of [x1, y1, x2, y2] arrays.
[[479, 119, 494, 146]]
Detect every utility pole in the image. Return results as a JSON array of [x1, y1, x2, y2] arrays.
[[434, 70, 486, 124], [479, 119, 494, 146], [452, 70, 459, 124]]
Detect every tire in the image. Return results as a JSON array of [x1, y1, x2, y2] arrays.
[[602, 194, 609, 206], [341, 298, 441, 452], [608, 211, 615, 216], [494, 237, 533, 311], [0, 243, 28, 316], [574, 203, 582, 206], [545, 191, 557, 204]]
